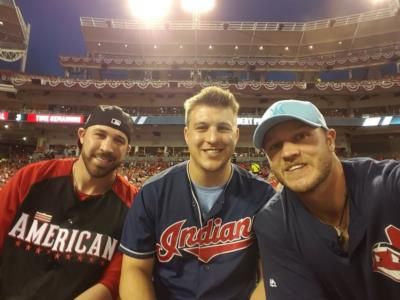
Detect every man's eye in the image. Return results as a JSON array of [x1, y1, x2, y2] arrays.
[[270, 143, 281, 151], [218, 126, 232, 132], [267, 142, 282, 153], [294, 132, 307, 141]]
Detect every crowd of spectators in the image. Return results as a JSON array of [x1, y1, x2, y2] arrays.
[[2, 152, 397, 191], [0, 158, 29, 190], [0, 155, 272, 191]]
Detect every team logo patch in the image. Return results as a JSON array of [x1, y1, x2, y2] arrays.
[[156, 217, 254, 263], [372, 224, 400, 282], [111, 118, 122, 126]]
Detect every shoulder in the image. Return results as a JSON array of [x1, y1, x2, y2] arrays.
[[142, 161, 187, 187], [253, 189, 297, 243], [344, 157, 400, 173], [113, 175, 139, 207], [15, 158, 74, 184], [344, 158, 400, 190], [233, 164, 267, 183], [254, 192, 285, 227], [133, 162, 188, 207], [0, 159, 75, 206], [232, 164, 275, 195]]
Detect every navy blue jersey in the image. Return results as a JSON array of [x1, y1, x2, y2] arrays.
[[120, 161, 275, 300], [255, 158, 400, 300]]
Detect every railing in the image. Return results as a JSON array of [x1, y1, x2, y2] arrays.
[[80, 3, 398, 32], [59, 42, 400, 70], [15, 6, 29, 43]]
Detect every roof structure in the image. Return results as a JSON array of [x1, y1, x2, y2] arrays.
[[60, 2, 400, 72], [0, 0, 30, 72], [1, 1, 400, 153]]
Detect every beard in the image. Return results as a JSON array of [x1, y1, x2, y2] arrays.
[[275, 154, 333, 194], [81, 149, 121, 178]]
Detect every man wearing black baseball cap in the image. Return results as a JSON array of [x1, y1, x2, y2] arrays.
[[252, 99, 400, 300], [78, 105, 134, 149], [77, 105, 134, 179], [0, 105, 138, 299]]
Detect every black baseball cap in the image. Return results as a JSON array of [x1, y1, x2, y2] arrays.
[[78, 105, 134, 148]]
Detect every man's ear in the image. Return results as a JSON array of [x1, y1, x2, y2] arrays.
[[183, 126, 189, 145], [77, 128, 86, 146], [235, 126, 240, 143], [326, 128, 336, 152]]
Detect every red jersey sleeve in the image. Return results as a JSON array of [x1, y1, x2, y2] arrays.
[[100, 174, 139, 298], [0, 159, 74, 253], [0, 165, 27, 252], [98, 251, 123, 299]]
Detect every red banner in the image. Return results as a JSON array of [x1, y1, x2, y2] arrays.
[[26, 114, 84, 124], [0, 112, 8, 121]]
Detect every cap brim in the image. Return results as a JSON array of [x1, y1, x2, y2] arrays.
[[253, 115, 322, 149]]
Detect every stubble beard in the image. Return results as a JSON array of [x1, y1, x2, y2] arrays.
[[81, 149, 119, 178], [275, 155, 333, 194]]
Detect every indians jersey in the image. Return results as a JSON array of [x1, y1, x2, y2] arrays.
[[0, 159, 137, 299], [255, 158, 400, 300], [120, 161, 275, 300]]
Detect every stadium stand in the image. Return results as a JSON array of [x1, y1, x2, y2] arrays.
[[0, 0, 400, 173]]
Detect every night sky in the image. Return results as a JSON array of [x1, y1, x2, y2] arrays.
[[12, 0, 389, 76]]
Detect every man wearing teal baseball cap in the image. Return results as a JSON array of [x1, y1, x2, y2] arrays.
[[252, 99, 400, 300]]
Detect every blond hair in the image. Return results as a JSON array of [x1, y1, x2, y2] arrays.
[[184, 86, 240, 125]]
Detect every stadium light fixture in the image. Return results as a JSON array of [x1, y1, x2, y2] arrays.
[[371, 0, 387, 4], [180, 0, 215, 14], [129, 0, 173, 21]]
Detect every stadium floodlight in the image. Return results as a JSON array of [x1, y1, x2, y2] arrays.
[[180, 0, 215, 14], [129, 0, 173, 21], [371, 0, 386, 4]]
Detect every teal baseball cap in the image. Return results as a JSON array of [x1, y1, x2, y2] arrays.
[[253, 100, 328, 149]]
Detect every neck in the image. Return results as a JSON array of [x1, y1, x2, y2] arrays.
[[299, 157, 347, 225], [188, 161, 232, 187], [73, 158, 116, 195]]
